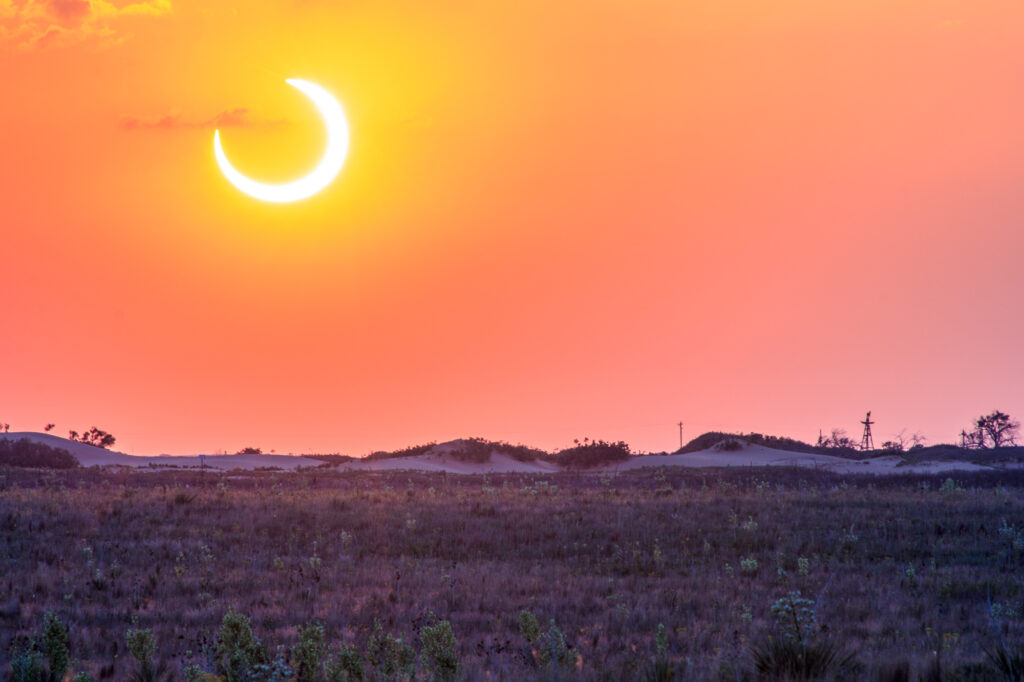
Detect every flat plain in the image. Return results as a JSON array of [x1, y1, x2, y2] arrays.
[[2, 464, 1023, 681]]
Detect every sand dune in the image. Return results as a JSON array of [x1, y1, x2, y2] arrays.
[[1, 432, 1013, 475], [610, 443, 999, 474], [0, 433, 323, 470], [341, 452, 562, 475]]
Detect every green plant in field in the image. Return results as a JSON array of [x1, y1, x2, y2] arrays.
[[998, 519, 1024, 559], [905, 563, 917, 588], [71, 674, 94, 682], [537, 619, 573, 669], [645, 623, 675, 682], [324, 644, 365, 681], [420, 617, 459, 681], [126, 627, 172, 682], [941, 478, 964, 494], [740, 557, 759, 575], [41, 612, 69, 681], [366, 620, 415, 680], [770, 592, 816, 645], [749, 591, 856, 680], [838, 525, 858, 556], [251, 647, 292, 682], [518, 610, 572, 670], [8, 635, 44, 682], [291, 622, 326, 682], [518, 610, 541, 644], [126, 628, 156, 670], [216, 607, 268, 682]]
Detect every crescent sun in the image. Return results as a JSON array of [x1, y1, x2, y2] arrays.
[[214, 79, 349, 203]]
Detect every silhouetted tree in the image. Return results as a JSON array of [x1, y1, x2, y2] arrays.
[[819, 428, 856, 449], [236, 447, 263, 455], [44, 423, 55, 432], [974, 411, 1020, 449], [69, 427, 117, 450]]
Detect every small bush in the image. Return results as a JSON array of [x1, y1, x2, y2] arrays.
[[364, 443, 437, 461], [8, 635, 44, 682], [41, 612, 69, 680], [217, 607, 268, 682], [251, 648, 292, 682], [420, 618, 459, 681], [555, 440, 631, 469], [537, 619, 573, 669], [366, 620, 415, 680], [126, 627, 171, 682], [519, 610, 541, 644], [325, 644, 365, 681], [291, 622, 326, 682]]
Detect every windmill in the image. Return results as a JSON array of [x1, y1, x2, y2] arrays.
[[860, 411, 875, 451]]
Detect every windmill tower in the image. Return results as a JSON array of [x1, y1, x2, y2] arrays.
[[860, 411, 875, 451]]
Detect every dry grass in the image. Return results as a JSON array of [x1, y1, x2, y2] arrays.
[[0, 466, 1022, 680]]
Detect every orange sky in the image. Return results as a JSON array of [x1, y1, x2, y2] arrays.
[[2, 0, 1023, 455]]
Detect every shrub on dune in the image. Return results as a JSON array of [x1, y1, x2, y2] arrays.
[[0, 438, 78, 469], [554, 439, 631, 469]]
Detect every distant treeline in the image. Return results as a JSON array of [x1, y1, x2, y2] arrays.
[[0, 438, 78, 469], [359, 437, 630, 469], [314, 431, 1024, 469], [675, 431, 1024, 463]]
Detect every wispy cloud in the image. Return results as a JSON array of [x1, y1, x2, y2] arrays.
[[0, 0, 171, 49], [119, 108, 288, 131]]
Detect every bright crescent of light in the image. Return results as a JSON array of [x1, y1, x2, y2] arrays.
[[214, 79, 349, 203]]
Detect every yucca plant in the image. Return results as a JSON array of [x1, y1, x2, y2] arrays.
[[644, 623, 677, 682], [984, 643, 1024, 681], [751, 637, 856, 680], [749, 592, 857, 680]]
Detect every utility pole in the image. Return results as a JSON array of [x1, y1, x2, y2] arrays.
[[678, 421, 684, 450]]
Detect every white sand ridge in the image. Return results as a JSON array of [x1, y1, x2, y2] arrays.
[[1, 433, 1016, 475]]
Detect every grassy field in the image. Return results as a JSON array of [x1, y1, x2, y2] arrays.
[[1, 466, 1023, 681]]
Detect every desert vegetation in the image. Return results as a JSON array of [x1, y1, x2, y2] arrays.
[[0, 438, 78, 470], [359, 437, 626, 469], [67, 428, 117, 450], [1, 465, 1023, 680]]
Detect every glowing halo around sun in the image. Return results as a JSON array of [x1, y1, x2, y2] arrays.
[[213, 79, 349, 203]]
